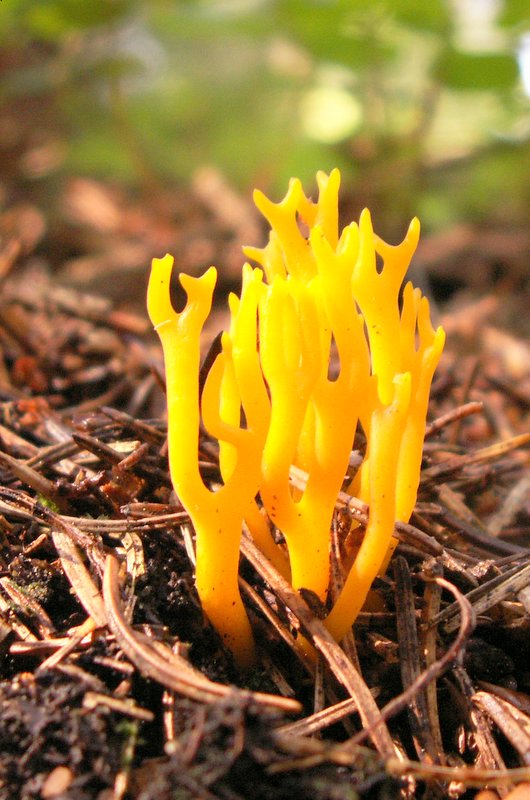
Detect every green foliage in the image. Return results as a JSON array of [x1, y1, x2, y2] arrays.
[[25, 0, 132, 38], [499, 0, 530, 27], [0, 0, 133, 39], [0, 0, 528, 229], [436, 49, 520, 91]]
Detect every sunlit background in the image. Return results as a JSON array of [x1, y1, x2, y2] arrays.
[[0, 0, 528, 242]]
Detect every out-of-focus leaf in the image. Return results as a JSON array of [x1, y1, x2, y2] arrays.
[[57, 0, 132, 27], [0, 0, 25, 32], [23, 4, 72, 39], [149, 1, 388, 69], [389, 0, 451, 33], [66, 127, 136, 181], [84, 55, 146, 82], [148, 2, 275, 41], [274, 0, 395, 68], [499, 0, 530, 27], [436, 49, 519, 91], [25, 0, 133, 40]]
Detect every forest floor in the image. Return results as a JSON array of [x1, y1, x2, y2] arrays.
[[0, 170, 529, 800]]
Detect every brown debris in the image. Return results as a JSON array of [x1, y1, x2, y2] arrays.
[[0, 185, 528, 799]]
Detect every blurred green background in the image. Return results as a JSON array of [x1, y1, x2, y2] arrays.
[[0, 0, 529, 237]]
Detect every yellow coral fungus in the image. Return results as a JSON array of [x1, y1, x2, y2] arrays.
[[147, 258, 265, 667], [147, 170, 444, 666]]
